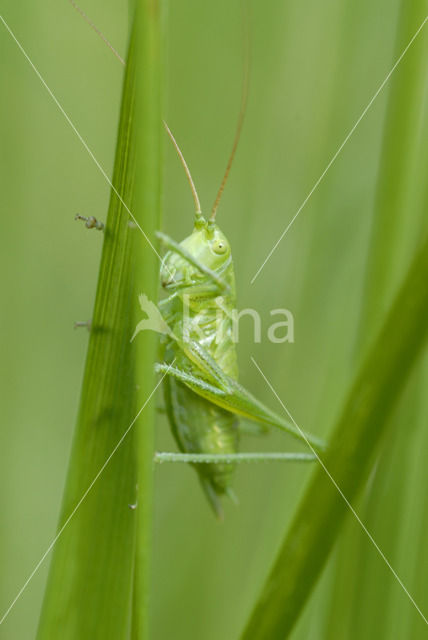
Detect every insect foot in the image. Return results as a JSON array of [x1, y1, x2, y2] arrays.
[[74, 320, 92, 331], [75, 214, 105, 231]]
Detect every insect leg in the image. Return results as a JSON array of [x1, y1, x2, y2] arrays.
[[214, 379, 325, 451], [159, 345, 325, 451], [167, 334, 233, 393], [154, 451, 317, 464], [75, 214, 104, 230], [156, 358, 323, 450], [74, 320, 92, 331], [155, 363, 226, 398], [158, 334, 324, 449]]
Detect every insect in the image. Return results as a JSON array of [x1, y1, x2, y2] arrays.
[[71, 0, 324, 518], [133, 127, 325, 517]]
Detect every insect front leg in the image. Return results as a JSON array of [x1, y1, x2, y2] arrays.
[[75, 214, 105, 230], [74, 320, 92, 331]]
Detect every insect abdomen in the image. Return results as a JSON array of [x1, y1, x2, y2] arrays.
[[164, 374, 239, 518]]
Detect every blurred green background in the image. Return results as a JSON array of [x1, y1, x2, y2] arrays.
[[1, 0, 427, 638]]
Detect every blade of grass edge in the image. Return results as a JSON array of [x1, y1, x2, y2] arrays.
[[241, 229, 428, 639], [36, 3, 161, 637], [130, 1, 163, 639]]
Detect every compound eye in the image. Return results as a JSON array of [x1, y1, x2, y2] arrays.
[[212, 239, 228, 255]]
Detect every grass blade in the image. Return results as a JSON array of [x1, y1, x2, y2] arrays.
[[36, 4, 162, 638], [325, 4, 428, 637], [241, 228, 428, 638], [130, 1, 163, 639]]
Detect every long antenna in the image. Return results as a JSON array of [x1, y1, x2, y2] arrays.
[[209, 0, 250, 223], [163, 121, 202, 216], [69, 0, 203, 221]]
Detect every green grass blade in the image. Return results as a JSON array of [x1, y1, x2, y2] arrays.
[[131, 2, 163, 639], [36, 4, 162, 638], [325, 4, 428, 638], [359, 4, 428, 342], [241, 230, 428, 639]]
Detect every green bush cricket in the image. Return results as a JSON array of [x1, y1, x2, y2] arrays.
[[71, 0, 325, 518], [134, 121, 324, 517]]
